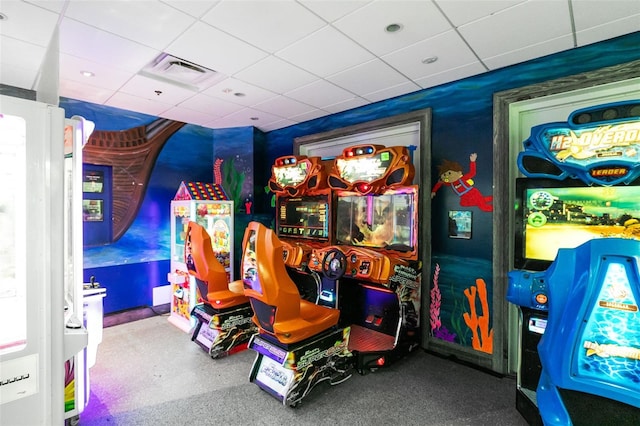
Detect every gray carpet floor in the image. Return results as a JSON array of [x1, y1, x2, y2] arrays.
[[79, 313, 528, 426]]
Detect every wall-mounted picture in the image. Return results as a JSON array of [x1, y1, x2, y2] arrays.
[[448, 210, 472, 239], [83, 199, 104, 222], [83, 170, 104, 193]]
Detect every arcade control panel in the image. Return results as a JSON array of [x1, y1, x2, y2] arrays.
[[308, 246, 404, 287]]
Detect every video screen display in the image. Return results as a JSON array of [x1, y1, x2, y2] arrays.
[[515, 178, 640, 270], [336, 190, 415, 251], [242, 229, 260, 294], [277, 195, 330, 241]]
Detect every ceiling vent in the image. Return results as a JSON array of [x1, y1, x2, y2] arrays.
[[139, 53, 223, 91]]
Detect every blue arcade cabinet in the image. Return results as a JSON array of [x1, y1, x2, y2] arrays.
[[508, 238, 640, 425]]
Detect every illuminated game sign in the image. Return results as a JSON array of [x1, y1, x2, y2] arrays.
[[518, 100, 640, 186], [269, 155, 328, 196], [329, 145, 414, 194]]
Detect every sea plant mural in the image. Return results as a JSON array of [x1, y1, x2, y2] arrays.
[[430, 263, 456, 342], [462, 278, 494, 354], [221, 156, 245, 213]]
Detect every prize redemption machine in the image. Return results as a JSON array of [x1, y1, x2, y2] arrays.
[[168, 182, 234, 334], [507, 101, 640, 425], [268, 155, 335, 304]]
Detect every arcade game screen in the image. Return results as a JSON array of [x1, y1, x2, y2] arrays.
[[515, 178, 640, 270], [335, 191, 415, 251], [277, 195, 330, 241]]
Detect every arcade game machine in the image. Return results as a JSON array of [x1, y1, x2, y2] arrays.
[[308, 144, 421, 372], [243, 221, 352, 407], [507, 100, 640, 425], [184, 221, 256, 358], [168, 181, 234, 332], [0, 96, 95, 425], [268, 155, 334, 304]]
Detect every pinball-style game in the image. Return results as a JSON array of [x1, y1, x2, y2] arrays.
[[245, 144, 421, 407], [168, 182, 234, 333], [508, 101, 640, 425]]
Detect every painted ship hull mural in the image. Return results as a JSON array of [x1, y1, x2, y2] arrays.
[[84, 118, 185, 241]]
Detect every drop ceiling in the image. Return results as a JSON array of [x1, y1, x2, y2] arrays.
[[1, 0, 638, 132]]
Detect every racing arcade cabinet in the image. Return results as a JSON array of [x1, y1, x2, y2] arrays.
[[308, 144, 421, 372], [268, 155, 335, 305]]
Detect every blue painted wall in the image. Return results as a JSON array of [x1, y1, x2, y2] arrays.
[[65, 32, 639, 322]]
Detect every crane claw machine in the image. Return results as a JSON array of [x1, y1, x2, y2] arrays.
[[167, 182, 234, 332], [0, 96, 91, 425]]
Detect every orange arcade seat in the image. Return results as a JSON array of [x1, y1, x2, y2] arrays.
[[185, 221, 256, 358], [243, 222, 352, 407], [242, 222, 340, 345]]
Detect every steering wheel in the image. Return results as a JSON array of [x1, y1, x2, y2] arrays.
[[321, 248, 347, 281]]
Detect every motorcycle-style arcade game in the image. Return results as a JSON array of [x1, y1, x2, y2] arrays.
[[268, 155, 335, 304], [309, 144, 421, 372], [508, 101, 640, 425]]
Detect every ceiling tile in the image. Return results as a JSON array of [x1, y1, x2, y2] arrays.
[[575, 14, 640, 46], [1, 61, 40, 90], [1, 36, 46, 73], [59, 53, 132, 90], [333, 0, 452, 57], [298, 0, 371, 23], [290, 108, 331, 122], [207, 107, 283, 130], [362, 81, 421, 103], [203, 78, 277, 107], [118, 75, 197, 105], [0, 1, 58, 47], [177, 92, 245, 117], [327, 59, 412, 96], [434, 0, 526, 27], [572, 1, 640, 31], [160, 0, 219, 18], [285, 79, 355, 109], [201, 0, 326, 53], [458, 1, 572, 59], [160, 105, 220, 126], [259, 118, 298, 132], [482, 34, 574, 70], [234, 56, 317, 93], [64, 0, 196, 50], [276, 26, 375, 77], [382, 30, 479, 80], [253, 96, 316, 118], [59, 79, 115, 104], [105, 91, 173, 117], [414, 62, 487, 89], [322, 97, 369, 114], [59, 18, 160, 73], [166, 21, 268, 76]]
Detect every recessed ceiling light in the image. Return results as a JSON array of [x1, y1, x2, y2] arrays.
[[80, 70, 95, 77], [250, 117, 259, 121], [421, 56, 438, 64], [385, 23, 403, 33]]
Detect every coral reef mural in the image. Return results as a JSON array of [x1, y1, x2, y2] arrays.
[[463, 278, 494, 354]]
